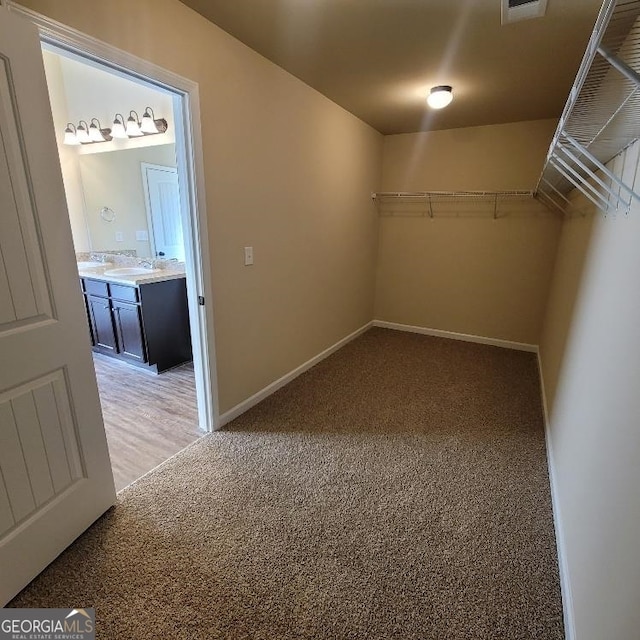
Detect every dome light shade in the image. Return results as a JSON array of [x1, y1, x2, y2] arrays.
[[427, 85, 453, 109]]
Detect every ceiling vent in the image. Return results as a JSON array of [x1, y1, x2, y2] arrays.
[[501, 0, 548, 25]]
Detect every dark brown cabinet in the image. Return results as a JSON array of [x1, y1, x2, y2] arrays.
[[80, 276, 191, 373]]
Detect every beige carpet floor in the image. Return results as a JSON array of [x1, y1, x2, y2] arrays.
[[10, 328, 563, 639]]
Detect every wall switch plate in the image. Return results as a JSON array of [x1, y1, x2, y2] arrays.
[[136, 230, 148, 242], [244, 246, 254, 266], [115, 231, 124, 242]]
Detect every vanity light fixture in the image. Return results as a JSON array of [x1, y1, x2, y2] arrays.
[[62, 109, 169, 146], [141, 106, 168, 134], [63, 123, 80, 146], [89, 118, 113, 142], [125, 110, 144, 137], [111, 113, 128, 139], [76, 120, 92, 143], [427, 85, 454, 109]]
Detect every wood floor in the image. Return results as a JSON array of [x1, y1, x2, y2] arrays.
[[92, 354, 203, 491]]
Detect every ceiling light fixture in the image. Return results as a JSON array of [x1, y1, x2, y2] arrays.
[[427, 85, 453, 110], [141, 106, 168, 134]]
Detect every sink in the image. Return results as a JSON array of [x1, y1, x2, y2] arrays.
[[77, 261, 110, 269], [103, 267, 160, 276]]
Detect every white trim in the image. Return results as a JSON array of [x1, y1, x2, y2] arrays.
[[536, 350, 576, 640], [219, 322, 373, 427], [6, 1, 220, 432], [6, 3, 191, 94], [372, 320, 538, 352]]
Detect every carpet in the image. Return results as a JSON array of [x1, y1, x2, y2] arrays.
[[9, 328, 563, 639]]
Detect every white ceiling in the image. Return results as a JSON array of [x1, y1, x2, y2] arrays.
[[178, 0, 604, 134]]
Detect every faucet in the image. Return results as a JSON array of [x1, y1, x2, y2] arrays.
[[139, 259, 154, 268]]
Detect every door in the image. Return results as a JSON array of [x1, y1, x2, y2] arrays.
[[142, 163, 184, 260], [0, 8, 115, 605]]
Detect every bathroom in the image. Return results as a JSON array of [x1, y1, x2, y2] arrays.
[[41, 46, 204, 490]]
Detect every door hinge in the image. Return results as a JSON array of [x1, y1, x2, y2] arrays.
[[198, 296, 205, 306]]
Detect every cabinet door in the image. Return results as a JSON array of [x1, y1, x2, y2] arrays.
[[112, 301, 147, 363], [83, 294, 96, 347], [86, 295, 117, 353]]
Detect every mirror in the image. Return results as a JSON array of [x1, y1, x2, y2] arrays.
[[71, 143, 180, 259]]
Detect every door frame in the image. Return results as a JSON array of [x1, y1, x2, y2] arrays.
[[4, 1, 220, 431]]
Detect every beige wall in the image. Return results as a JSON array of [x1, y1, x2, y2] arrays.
[[539, 140, 640, 640], [78, 145, 177, 257], [23, 0, 383, 413], [42, 50, 90, 252], [375, 119, 561, 344]]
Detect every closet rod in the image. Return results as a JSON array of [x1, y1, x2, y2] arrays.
[[371, 190, 534, 200]]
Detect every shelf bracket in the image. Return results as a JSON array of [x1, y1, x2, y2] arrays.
[[548, 156, 614, 213], [562, 133, 640, 203], [597, 46, 640, 89]]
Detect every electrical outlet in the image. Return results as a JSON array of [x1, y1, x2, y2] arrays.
[[136, 230, 148, 242], [115, 231, 124, 242], [244, 246, 254, 266]]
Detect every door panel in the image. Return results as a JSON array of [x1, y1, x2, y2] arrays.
[[87, 294, 117, 352], [0, 57, 52, 325], [0, 7, 115, 605], [112, 301, 146, 362]]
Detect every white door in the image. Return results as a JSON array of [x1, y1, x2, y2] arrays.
[[0, 8, 115, 605], [142, 163, 184, 260]]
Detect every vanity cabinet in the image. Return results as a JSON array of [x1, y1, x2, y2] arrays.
[[81, 276, 191, 373]]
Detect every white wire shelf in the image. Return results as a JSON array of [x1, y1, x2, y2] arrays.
[[371, 191, 550, 219], [536, 0, 640, 216]]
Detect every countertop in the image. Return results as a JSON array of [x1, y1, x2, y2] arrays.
[[78, 264, 187, 286]]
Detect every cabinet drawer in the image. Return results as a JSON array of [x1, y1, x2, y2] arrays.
[[83, 279, 109, 297], [109, 283, 139, 303]]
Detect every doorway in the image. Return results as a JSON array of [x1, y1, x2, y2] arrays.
[[35, 34, 217, 489]]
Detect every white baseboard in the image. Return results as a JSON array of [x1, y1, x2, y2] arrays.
[[372, 320, 538, 352], [537, 350, 575, 640], [218, 321, 373, 428]]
